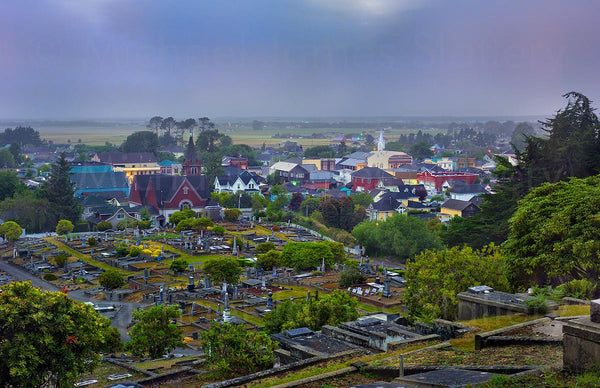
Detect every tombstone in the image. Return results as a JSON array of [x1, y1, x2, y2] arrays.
[[223, 291, 230, 310], [181, 231, 184, 239], [64, 235, 68, 243], [164, 231, 167, 237], [242, 291, 247, 299], [204, 278, 211, 289], [383, 267, 388, 277], [105, 233, 108, 242], [347, 287, 352, 292], [144, 269, 149, 285], [382, 277, 391, 298], [204, 239, 210, 251], [161, 245, 164, 254], [191, 302, 197, 315], [266, 292, 274, 309], [136, 235, 140, 246], [352, 288, 357, 294], [246, 242, 250, 250], [188, 276, 195, 292], [360, 256, 364, 264], [287, 219, 291, 228], [143, 243, 147, 250], [125, 238, 129, 245], [321, 258, 326, 272], [159, 286, 164, 304], [306, 290, 311, 301], [217, 303, 222, 316], [250, 221, 254, 229], [232, 238, 237, 256], [364, 289, 370, 296], [179, 301, 186, 311], [236, 225, 239, 232], [272, 267, 277, 278], [168, 291, 173, 305], [246, 267, 252, 279], [375, 276, 381, 284], [184, 242, 189, 250], [261, 277, 266, 290], [30, 256, 34, 267], [221, 282, 228, 301], [81, 239, 86, 247], [197, 237, 201, 245], [375, 264, 379, 272], [233, 286, 239, 300]]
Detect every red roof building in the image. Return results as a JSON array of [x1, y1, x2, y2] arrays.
[[417, 170, 479, 193]]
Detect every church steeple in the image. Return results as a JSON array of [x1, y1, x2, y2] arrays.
[[182, 135, 201, 175], [377, 129, 386, 151]]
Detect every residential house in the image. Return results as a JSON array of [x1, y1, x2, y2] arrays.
[[417, 170, 479, 194], [213, 170, 261, 194], [440, 199, 480, 221], [351, 167, 394, 192], [91, 152, 159, 183], [269, 161, 310, 184], [449, 182, 488, 201], [336, 151, 370, 171], [368, 192, 402, 220], [222, 156, 248, 170], [367, 150, 412, 169], [307, 170, 336, 189], [302, 158, 336, 171], [158, 160, 182, 175], [85, 204, 140, 231]]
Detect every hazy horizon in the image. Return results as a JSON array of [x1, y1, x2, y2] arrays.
[[2, 1, 600, 119]]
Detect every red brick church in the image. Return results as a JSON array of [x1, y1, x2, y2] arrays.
[[129, 136, 211, 225]]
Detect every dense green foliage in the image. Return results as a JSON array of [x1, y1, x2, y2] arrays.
[[39, 153, 82, 228], [352, 214, 443, 261], [256, 241, 276, 253], [175, 216, 214, 231], [96, 220, 113, 231], [256, 250, 281, 270], [503, 176, 600, 288], [0, 282, 122, 387], [318, 197, 366, 231], [339, 266, 366, 288], [443, 92, 600, 249], [55, 219, 74, 235], [203, 257, 243, 285], [264, 290, 358, 334], [0, 170, 23, 201], [0, 126, 43, 147], [122, 131, 159, 154], [0, 221, 22, 241], [170, 258, 189, 273], [99, 269, 124, 290], [200, 322, 277, 378], [54, 253, 68, 268], [169, 208, 197, 225], [404, 245, 509, 321], [279, 241, 346, 270], [224, 208, 242, 222], [126, 305, 183, 359]]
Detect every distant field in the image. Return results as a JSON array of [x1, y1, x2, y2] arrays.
[[34, 123, 443, 148]]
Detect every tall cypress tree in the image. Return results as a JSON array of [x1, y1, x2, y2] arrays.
[[39, 152, 81, 227]]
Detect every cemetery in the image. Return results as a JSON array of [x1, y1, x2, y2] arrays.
[[0, 220, 596, 387]]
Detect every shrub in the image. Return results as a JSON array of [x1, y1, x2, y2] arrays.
[[86, 237, 97, 246], [256, 241, 276, 253], [339, 268, 366, 288], [559, 279, 596, 300], [212, 225, 225, 235], [116, 218, 135, 230], [99, 269, 124, 290], [170, 258, 189, 273], [129, 246, 142, 257], [96, 221, 112, 231], [115, 245, 129, 257], [224, 208, 242, 222], [54, 253, 68, 268], [525, 296, 549, 314], [257, 250, 281, 270], [43, 274, 58, 281], [272, 225, 280, 232]]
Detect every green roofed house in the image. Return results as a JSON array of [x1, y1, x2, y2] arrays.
[[71, 171, 129, 197]]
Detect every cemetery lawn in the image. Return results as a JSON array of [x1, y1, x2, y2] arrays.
[[45, 238, 132, 275], [135, 355, 199, 371]]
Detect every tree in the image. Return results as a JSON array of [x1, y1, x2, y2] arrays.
[[352, 214, 443, 261], [510, 122, 536, 152], [0, 148, 15, 168], [0, 192, 53, 233], [339, 266, 366, 288], [122, 131, 159, 154], [0, 221, 22, 241], [288, 193, 304, 212], [203, 257, 242, 285], [99, 269, 124, 290], [351, 192, 373, 207], [54, 253, 68, 268], [96, 220, 112, 231], [147, 116, 164, 136], [201, 322, 277, 378], [169, 208, 197, 225], [224, 208, 242, 222], [264, 290, 358, 334], [503, 176, 600, 288], [116, 218, 136, 230], [0, 126, 42, 147], [404, 245, 509, 321], [160, 116, 177, 137], [256, 241, 276, 253], [299, 197, 320, 217], [56, 219, 74, 235], [303, 145, 336, 158], [39, 152, 82, 226], [0, 282, 122, 388], [212, 225, 225, 235], [251, 193, 268, 212], [197, 129, 227, 153], [409, 141, 433, 160], [126, 305, 183, 359], [280, 241, 345, 270], [257, 250, 281, 270], [170, 258, 189, 273], [251, 120, 265, 131]]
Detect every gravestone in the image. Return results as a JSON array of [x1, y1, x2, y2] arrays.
[[188, 276, 195, 292], [266, 292, 274, 309], [382, 277, 391, 298]]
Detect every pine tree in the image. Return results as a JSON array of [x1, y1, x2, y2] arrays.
[[39, 152, 81, 226]]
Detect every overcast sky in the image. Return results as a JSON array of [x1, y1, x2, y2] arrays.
[[2, 0, 600, 119]]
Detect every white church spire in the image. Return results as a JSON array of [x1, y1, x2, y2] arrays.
[[377, 129, 385, 151]]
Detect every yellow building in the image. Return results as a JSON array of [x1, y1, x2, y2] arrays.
[[91, 152, 160, 183]]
